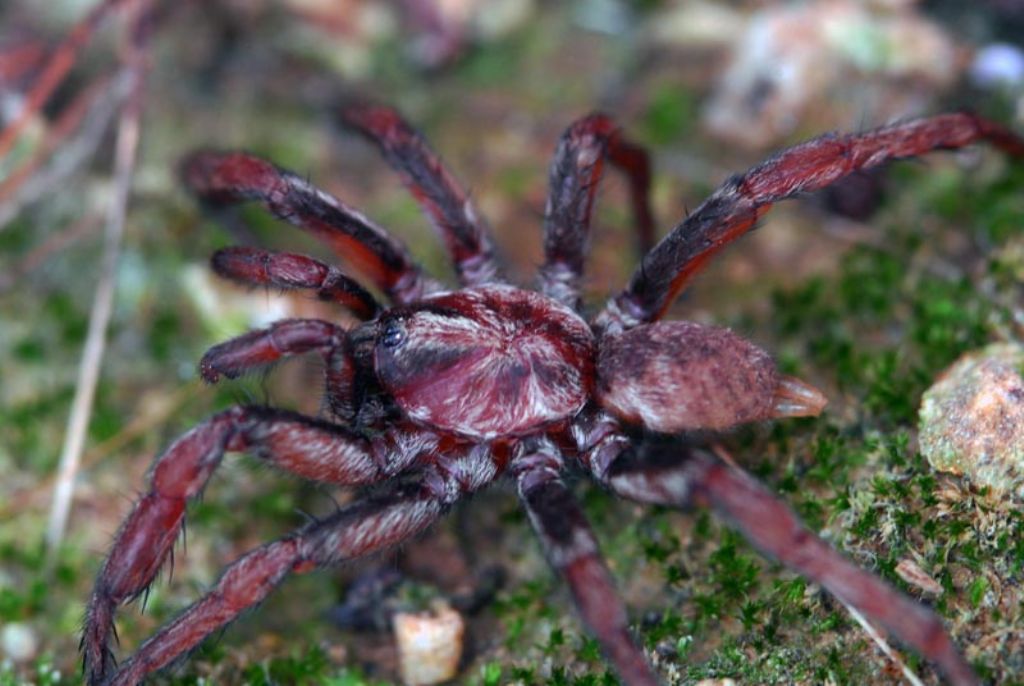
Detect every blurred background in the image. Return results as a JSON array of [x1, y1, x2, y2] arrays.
[[2, 1, 1024, 684]]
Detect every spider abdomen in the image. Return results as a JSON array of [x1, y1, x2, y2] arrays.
[[596, 321, 780, 433], [373, 285, 595, 439]]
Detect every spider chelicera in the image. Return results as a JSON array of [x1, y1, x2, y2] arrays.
[[82, 104, 1024, 685]]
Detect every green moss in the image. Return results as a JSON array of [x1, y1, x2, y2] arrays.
[[640, 86, 696, 146], [455, 36, 527, 86], [241, 645, 330, 685], [479, 662, 503, 686], [772, 222, 1004, 425], [147, 308, 183, 362], [320, 669, 394, 686]]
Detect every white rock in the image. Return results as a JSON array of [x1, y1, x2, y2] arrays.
[[394, 604, 465, 686], [1, 623, 38, 663], [971, 43, 1024, 89]]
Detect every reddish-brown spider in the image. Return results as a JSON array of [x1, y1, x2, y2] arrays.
[[82, 105, 1024, 686]]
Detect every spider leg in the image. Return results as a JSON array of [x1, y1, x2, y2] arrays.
[[181, 151, 441, 304], [197, 318, 375, 426], [596, 112, 1024, 332], [586, 437, 978, 686], [94, 466, 469, 686], [340, 103, 502, 286], [540, 114, 655, 309], [211, 246, 381, 320], [608, 132, 656, 255], [198, 318, 345, 383], [513, 442, 659, 686], [81, 406, 428, 684]]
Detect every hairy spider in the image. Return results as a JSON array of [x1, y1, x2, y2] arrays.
[[82, 105, 1024, 686]]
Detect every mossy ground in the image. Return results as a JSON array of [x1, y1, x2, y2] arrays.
[[2, 2, 1023, 685]]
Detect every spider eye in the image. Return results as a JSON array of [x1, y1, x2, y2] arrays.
[[380, 322, 405, 348]]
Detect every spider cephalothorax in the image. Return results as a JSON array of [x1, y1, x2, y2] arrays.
[[368, 284, 595, 438], [83, 105, 1024, 686]]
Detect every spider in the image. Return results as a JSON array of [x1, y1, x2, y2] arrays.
[[81, 104, 1024, 686]]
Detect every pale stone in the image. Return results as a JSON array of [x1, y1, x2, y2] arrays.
[[919, 343, 1024, 501], [1, 623, 38, 663], [394, 604, 465, 686]]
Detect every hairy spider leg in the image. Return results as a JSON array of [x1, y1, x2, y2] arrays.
[[594, 443, 979, 686], [340, 103, 502, 287], [181, 151, 441, 304], [540, 113, 655, 309], [513, 443, 660, 686], [96, 469, 471, 686], [81, 406, 425, 684], [200, 255, 381, 423], [211, 246, 382, 320], [198, 318, 345, 383], [607, 131, 656, 255], [596, 112, 1024, 333]]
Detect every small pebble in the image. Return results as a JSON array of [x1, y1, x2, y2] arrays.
[[394, 602, 465, 686], [1, 622, 38, 662], [919, 343, 1024, 500], [970, 43, 1024, 89]]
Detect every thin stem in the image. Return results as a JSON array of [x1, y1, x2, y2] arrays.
[[840, 598, 926, 686], [45, 2, 150, 561]]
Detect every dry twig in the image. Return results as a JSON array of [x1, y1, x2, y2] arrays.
[[45, 0, 154, 560], [840, 597, 926, 686]]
